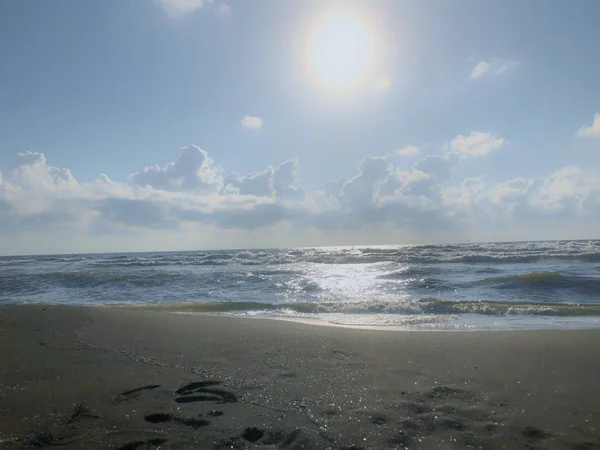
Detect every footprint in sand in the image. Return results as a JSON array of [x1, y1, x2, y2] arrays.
[[173, 380, 238, 404], [116, 439, 167, 450]]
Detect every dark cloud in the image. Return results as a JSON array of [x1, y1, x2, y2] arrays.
[[95, 198, 176, 229], [381, 196, 459, 230], [272, 158, 306, 200], [224, 168, 273, 197], [325, 178, 346, 197], [340, 155, 390, 210], [399, 153, 461, 204], [413, 152, 460, 182], [212, 203, 291, 229], [176, 201, 299, 230], [223, 158, 305, 200], [0, 206, 76, 233]]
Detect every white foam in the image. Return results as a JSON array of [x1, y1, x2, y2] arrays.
[[217, 310, 600, 331]]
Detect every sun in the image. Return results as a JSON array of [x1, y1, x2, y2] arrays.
[[306, 12, 379, 92]]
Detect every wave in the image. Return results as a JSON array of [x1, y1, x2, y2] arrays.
[[3, 241, 595, 268], [0, 268, 317, 299], [481, 271, 600, 294], [375, 267, 433, 279], [483, 271, 567, 286], [0, 259, 37, 266], [75, 251, 600, 268], [2, 241, 599, 311], [103, 298, 600, 317], [0, 270, 189, 295]]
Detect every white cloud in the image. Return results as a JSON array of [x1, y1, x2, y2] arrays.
[[451, 131, 506, 156], [8, 152, 77, 193], [130, 145, 221, 193], [216, 3, 232, 15], [241, 116, 263, 130], [530, 167, 600, 213], [576, 113, 600, 139], [489, 177, 534, 205], [470, 59, 519, 80], [382, 153, 461, 208], [1, 144, 599, 254], [157, 0, 229, 17], [491, 168, 600, 223], [157, 0, 205, 17], [396, 145, 420, 156]]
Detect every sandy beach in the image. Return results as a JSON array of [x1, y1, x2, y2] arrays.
[[1, 305, 599, 449]]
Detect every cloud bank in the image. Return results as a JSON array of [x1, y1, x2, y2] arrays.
[[1, 132, 599, 254]]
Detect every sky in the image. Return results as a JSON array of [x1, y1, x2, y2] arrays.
[[0, 0, 599, 255]]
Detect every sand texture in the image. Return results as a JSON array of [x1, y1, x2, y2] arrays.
[[1, 305, 599, 449]]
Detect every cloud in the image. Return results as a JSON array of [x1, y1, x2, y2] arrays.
[[470, 59, 519, 79], [224, 168, 274, 197], [96, 198, 176, 230], [157, 0, 205, 17], [479, 167, 600, 225], [216, 3, 231, 15], [489, 177, 535, 205], [530, 167, 600, 215], [157, 0, 230, 17], [380, 153, 461, 208], [414, 153, 460, 183], [451, 131, 506, 156], [241, 116, 263, 130], [191, 202, 295, 230], [396, 145, 420, 156], [1, 142, 599, 254], [223, 158, 305, 200], [130, 145, 222, 193], [576, 113, 600, 139], [340, 155, 391, 212], [271, 158, 306, 201], [10, 152, 77, 191]]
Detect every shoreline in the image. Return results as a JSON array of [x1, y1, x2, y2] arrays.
[[11, 300, 600, 332], [173, 310, 600, 332], [2, 304, 600, 448]]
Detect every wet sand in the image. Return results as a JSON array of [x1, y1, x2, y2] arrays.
[[1, 305, 599, 449]]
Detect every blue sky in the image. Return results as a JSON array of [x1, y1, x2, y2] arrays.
[[1, 0, 599, 255]]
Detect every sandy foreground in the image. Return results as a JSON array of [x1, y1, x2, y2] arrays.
[[0, 306, 599, 449]]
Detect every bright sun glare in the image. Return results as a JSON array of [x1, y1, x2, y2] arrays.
[[306, 12, 379, 91]]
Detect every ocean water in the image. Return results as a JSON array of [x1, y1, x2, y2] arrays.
[[1, 241, 600, 330]]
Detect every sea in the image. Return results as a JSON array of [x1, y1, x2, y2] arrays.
[[1, 240, 600, 331]]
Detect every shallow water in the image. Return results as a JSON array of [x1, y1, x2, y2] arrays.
[[1, 240, 599, 330]]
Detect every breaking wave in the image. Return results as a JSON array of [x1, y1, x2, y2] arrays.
[[2, 240, 599, 330], [105, 298, 600, 317], [8, 240, 591, 267], [481, 271, 600, 294]]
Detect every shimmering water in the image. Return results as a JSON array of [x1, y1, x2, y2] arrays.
[[1, 240, 600, 330]]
